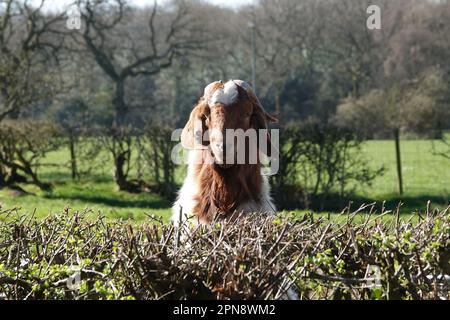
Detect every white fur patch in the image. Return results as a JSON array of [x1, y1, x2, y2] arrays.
[[204, 81, 220, 98], [172, 150, 201, 226], [208, 80, 238, 106], [233, 79, 253, 93]]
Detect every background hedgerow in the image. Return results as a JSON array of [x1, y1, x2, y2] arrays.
[[0, 204, 448, 300]]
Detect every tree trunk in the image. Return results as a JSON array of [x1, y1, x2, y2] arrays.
[[275, 91, 281, 123], [0, 165, 5, 188], [394, 128, 403, 195], [153, 147, 160, 185], [69, 133, 78, 180], [114, 79, 127, 126], [7, 167, 27, 184], [111, 78, 135, 192], [114, 151, 129, 191], [352, 75, 359, 98], [21, 161, 51, 191]]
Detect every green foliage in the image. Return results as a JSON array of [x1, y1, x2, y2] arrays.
[[335, 68, 450, 139]]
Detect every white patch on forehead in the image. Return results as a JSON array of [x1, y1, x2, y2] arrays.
[[208, 80, 238, 106], [204, 81, 220, 98]]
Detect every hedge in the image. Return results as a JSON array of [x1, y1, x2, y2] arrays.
[[0, 204, 449, 300]]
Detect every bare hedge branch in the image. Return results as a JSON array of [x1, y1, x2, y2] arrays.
[[0, 204, 448, 300]]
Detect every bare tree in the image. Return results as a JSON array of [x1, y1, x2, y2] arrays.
[[254, 0, 310, 120], [231, 0, 318, 122], [77, 0, 205, 191], [0, 0, 66, 187], [0, 0, 66, 121]]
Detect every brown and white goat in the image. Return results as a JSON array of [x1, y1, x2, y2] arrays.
[[172, 80, 278, 225]]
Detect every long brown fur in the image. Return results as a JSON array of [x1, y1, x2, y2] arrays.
[[193, 150, 263, 223]]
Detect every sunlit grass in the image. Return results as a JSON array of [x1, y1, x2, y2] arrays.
[[0, 181, 172, 222], [361, 139, 449, 198], [0, 139, 448, 222]]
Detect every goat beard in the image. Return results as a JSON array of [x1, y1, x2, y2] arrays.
[[194, 161, 262, 223]]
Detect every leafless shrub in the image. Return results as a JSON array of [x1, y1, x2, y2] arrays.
[[0, 203, 448, 300], [274, 121, 384, 210], [137, 122, 177, 199], [0, 120, 62, 190]]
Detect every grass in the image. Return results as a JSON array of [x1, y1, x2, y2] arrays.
[[0, 139, 448, 222], [0, 181, 171, 221], [0, 146, 173, 221], [356, 139, 449, 212], [362, 140, 449, 197]]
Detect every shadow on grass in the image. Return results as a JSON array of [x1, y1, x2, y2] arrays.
[[277, 191, 449, 214], [350, 195, 450, 214], [40, 173, 114, 184], [34, 175, 450, 214], [42, 192, 171, 209]]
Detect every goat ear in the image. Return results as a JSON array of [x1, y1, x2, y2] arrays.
[[181, 99, 210, 150], [250, 94, 278, 130], [249, 93, 278, 158]]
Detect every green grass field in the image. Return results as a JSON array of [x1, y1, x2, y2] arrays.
[[0, 139, 448, 222], [357, 140, 449, 211]]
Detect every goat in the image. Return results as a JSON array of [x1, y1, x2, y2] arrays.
[[172, 80, 278, 225]]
